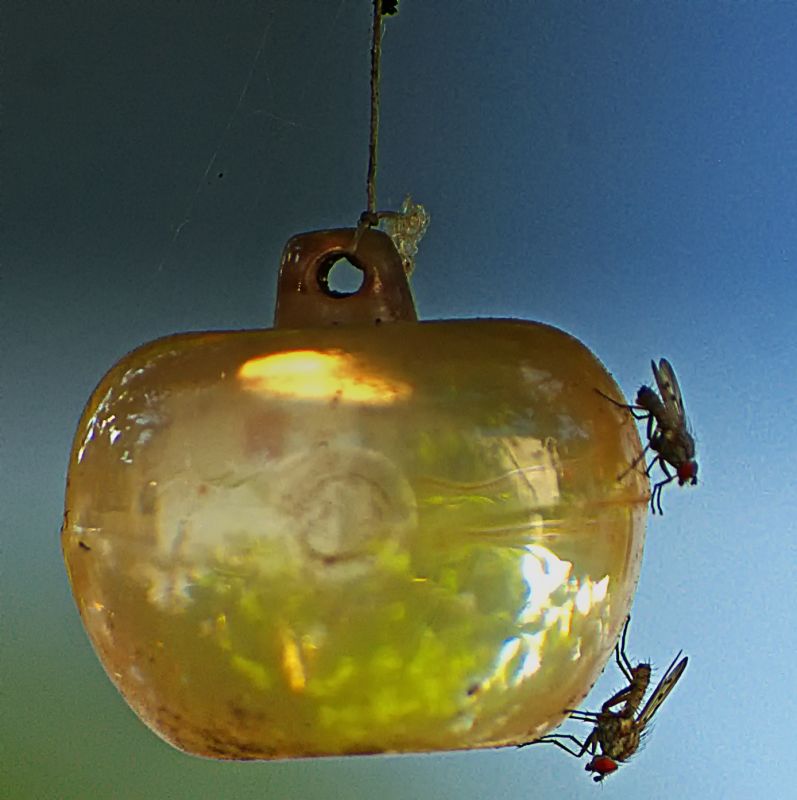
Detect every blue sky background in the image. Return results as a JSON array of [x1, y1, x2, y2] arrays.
[[3, 2, 796, 798]]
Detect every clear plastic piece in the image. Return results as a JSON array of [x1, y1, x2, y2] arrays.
[[61, 319, 647, 759], [379, 195, 430, 276]]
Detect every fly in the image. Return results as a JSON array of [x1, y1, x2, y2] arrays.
[[519, 617, 688, 783], [599, 358, 698, 514]]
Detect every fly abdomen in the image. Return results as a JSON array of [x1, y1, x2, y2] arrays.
[[635, 385, 665, 421]]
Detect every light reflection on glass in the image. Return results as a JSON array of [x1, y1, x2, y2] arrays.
[[477, 543, 611, 690], [519, 544, 573, 622], [237, 349, 412, 404]]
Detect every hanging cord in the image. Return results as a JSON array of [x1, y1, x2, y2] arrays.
[[360, 0, 386, 231], [354, 2, 428, 273], [357, 1, 399, 233], [364, 0, 383, 221]]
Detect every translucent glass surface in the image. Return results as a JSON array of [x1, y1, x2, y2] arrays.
[[61, 319, 647, 759]]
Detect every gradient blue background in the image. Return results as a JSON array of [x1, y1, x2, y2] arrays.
[[4, 2, 795, 797]]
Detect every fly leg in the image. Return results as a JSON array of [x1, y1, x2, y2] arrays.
[[565, 709, 602, 721], [519, 732, 595, 758], [649, 460, 674, 515], [615, 615, 634, 683], [569, 684, 631, 717], [617, 440, 652, 482], [618, 413, 662, 482], [595, 389, 650, 422], [597, 390, 661, 492]]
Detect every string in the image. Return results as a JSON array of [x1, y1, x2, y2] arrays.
[[357, 1, 399, 242], [354, 2, 427, 274], [364, 0, 383, 220]]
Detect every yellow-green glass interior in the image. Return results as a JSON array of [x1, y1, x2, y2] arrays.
[[62, 319, 647, 759]]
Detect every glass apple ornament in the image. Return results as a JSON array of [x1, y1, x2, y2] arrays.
[[61, 227, 648, 759]]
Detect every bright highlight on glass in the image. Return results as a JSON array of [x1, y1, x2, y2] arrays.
[[237, 349, 412, 404]]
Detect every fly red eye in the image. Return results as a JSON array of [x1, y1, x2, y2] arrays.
[[586, 756, 618, 777], [677, 460, 697, 484]]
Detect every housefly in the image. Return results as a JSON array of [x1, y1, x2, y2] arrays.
[[599, 358, 698, 514], [520, 617, 688, 783]]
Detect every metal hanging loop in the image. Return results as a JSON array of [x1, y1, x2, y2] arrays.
[[274, 228, 417, 328]]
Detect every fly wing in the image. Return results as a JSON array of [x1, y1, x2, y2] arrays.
[[652, 358, 688, 426], [636, 652, 688, 729]]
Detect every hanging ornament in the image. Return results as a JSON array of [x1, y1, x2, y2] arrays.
[[61, 3, 648, 761]]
